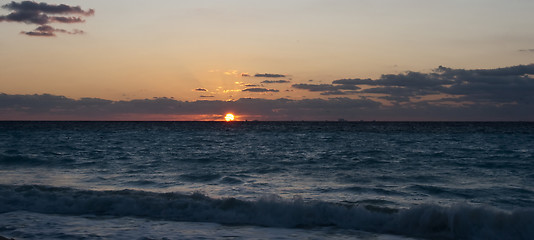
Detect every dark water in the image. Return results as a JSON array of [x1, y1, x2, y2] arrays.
[[1, 122, 533, 239]]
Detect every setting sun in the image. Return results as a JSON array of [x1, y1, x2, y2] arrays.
[[224, 113, 235, 122]]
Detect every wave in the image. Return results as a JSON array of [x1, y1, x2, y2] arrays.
[[0, 184, 532, 240]]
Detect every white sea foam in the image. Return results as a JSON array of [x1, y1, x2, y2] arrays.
[[2, 122, 534, 239], [1, 185, 532, 240], [0, 211, 414, 240]]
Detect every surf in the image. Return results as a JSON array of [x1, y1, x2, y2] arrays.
[[1, 184, 532, 240]]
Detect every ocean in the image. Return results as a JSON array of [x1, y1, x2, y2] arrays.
[[0, 121, 533, 240]]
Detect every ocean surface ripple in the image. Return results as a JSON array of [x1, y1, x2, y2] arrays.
[[1, 121, 533, 239]]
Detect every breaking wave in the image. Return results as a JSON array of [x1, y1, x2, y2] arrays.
[[1, 185, 532, 240]]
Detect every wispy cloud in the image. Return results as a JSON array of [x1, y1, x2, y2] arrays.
[[255, 73, 286, 78], [261, 80, 291, 84], [194, 88, 208, 92], [22, 24, 84, 36], [242, 88, 279, 93], [0, 1, 94, 37]]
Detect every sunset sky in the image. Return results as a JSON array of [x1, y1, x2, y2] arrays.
[[1, 0, 534, 121]]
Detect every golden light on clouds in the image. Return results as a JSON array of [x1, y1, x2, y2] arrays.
[[223, 89, 241, 93]]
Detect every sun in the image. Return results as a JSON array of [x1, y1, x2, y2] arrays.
[[224, 113, 235, 122]]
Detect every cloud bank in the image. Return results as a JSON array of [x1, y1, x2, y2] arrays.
[[292, 64, 534, 106], [1, 64, 532, 121], [0, 1, 94, 37], [1, 92, 532, 121]]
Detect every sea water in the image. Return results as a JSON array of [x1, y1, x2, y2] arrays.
[[0, 122, 533, 240]]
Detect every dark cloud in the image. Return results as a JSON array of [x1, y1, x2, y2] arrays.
[[242, 88, 279, 93], [360, 86, 433, 99], [331, 78, 374, 85], [2, 1, 94, 15], [519, 49, 534, 53], [261, 80, 291, 84], [432, 65, 534, 103], [194, 88, 208, 92], [200, 95, 214, 98], [0, 8, 49, 24], [294, 64, 534, 104], [0, 1, 94, 37], [435, 64, 534, 78], [333, 72, 453, 89], [254, 73, 286, 78], [0, 93, 380, 120], [292, 83, 360, 92], [0, 93, 532, 121], [244, 84, 259, 87], [241, 73, 251, 77], [21, 24, 83, 36], [319, 90, 354, 96], [377, 95, 411, 103], [1, 65, 532, 121], [50, 16, 85, 23]]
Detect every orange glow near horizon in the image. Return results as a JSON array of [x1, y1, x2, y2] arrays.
[[224, 113, 235, 122]]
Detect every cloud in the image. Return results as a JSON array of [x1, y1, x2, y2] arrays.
[[261, 80, 291, 84], [435, 64, 534, 77], [434, 65, 534, 103], [194, 88, 208, 92], [254, 73, 286, 78], [333, 71, 453, 89], [0, 93, 532, 121], [244, 84, 259, 87], [2, 1, 94, 16], [319, 90, 354, 96], [1, 65, 533, 121], [21, 24, 83, 36], [242, 88, 279, 93], [200, 95, 214, 98], [519, 49, 534, 53], [0, 1, 94, 37], [292, 83, 360, 92], [0, 93, 380, 120], [294, 64, 534, 104]]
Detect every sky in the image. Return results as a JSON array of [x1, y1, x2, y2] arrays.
[[1, 0, 534, 121]]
